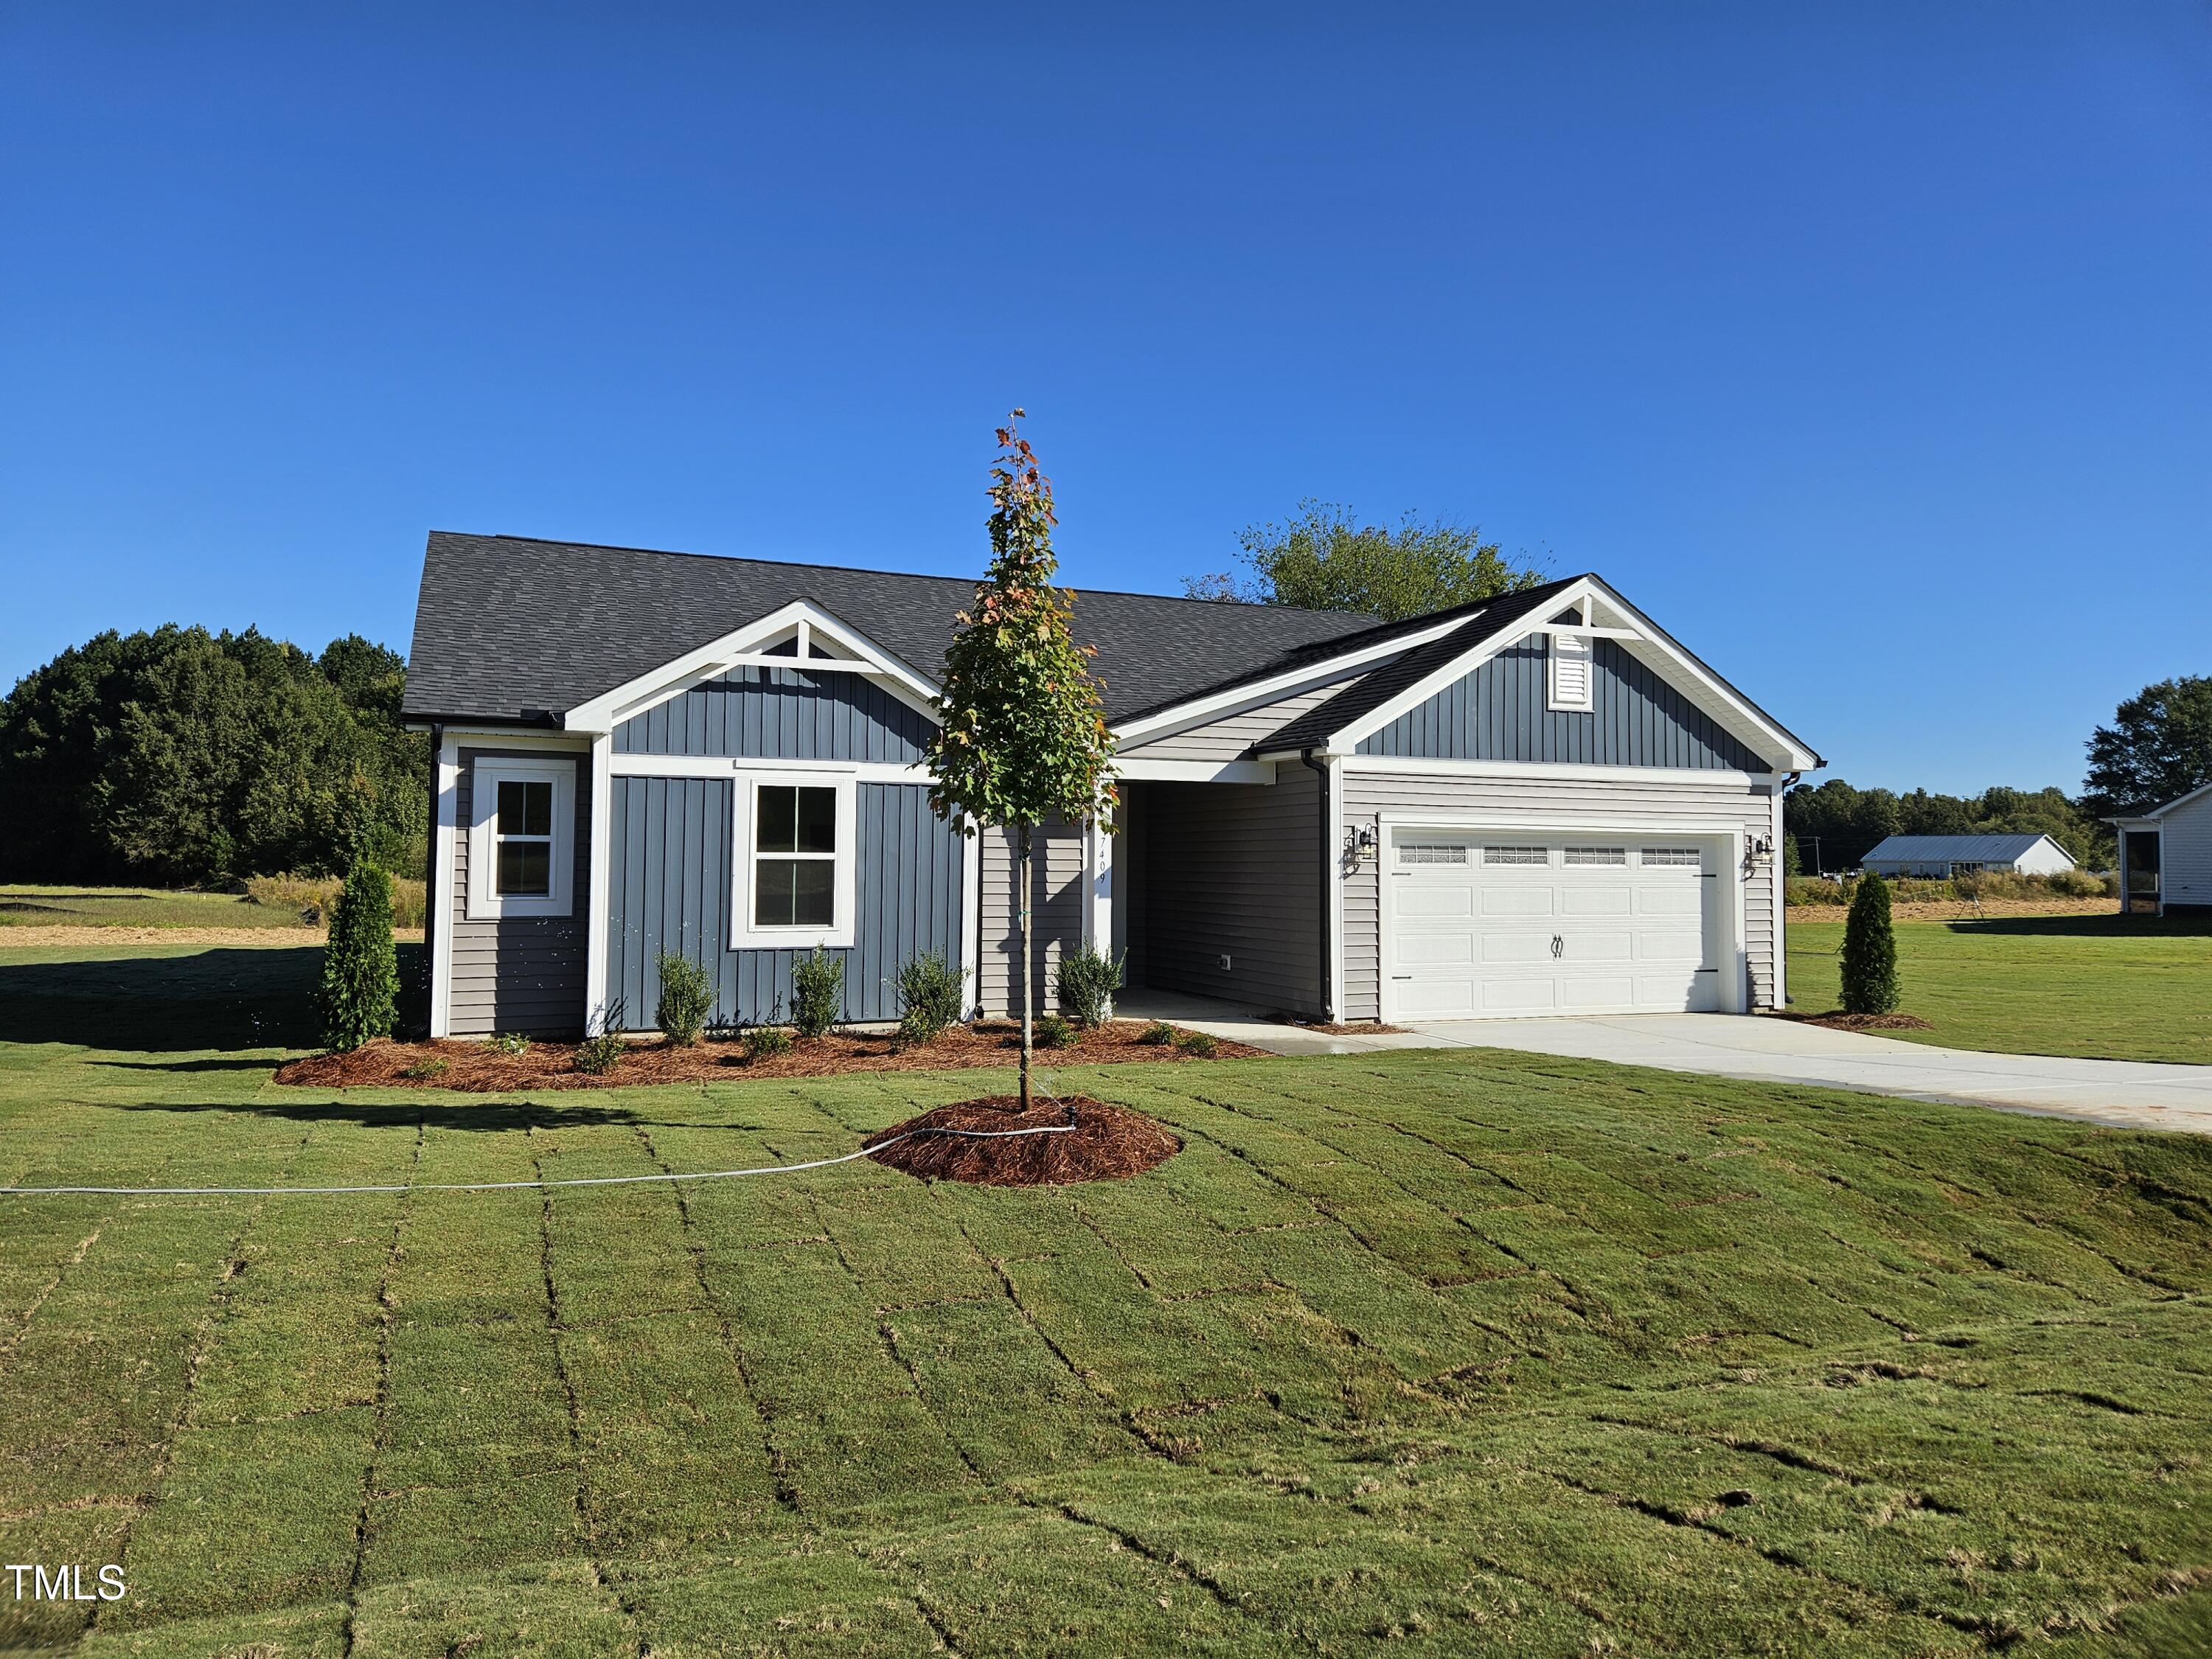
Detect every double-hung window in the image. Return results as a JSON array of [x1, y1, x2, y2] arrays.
[[730, 773, 857, 949], [466, 757, 576, 919]]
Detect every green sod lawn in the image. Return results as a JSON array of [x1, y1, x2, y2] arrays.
[[0, 885, 314, 931], [4, 943, 2212, 1655], [1787, 912, 2212, 1066]]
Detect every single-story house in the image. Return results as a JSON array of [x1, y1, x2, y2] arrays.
[[2108, 784, 2212, 917], [1858, 833, 2078, 880], [400, 532, 1821, 1038]]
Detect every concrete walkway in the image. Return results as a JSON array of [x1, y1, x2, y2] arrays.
[[1121, 992, 2212, 1135]]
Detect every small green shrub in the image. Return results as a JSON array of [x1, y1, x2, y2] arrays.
[[655, 952, 714, 1046], [791, 949, 845, 1038], [1175, 1029, 1219, 1058], [1035, 1012, 1078, 1049], [1136, 1020, 1175, 1046], [399, 1057, 448, 1079], [487, 1031, 530, 1057], [1055, 946, 1124, 1027], [744, 1024, 793, 1060], [574, 1033, 625, 1075], [1840, 873, 1900, 1015], [895, 952, 964, 1044], [318, 859, 398, 1051]]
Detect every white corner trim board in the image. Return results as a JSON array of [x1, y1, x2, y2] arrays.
[[584, 734, 614, 1035], [430, 740, 460, 1038]]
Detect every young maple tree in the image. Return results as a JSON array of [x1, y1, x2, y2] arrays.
[[927, 411, 1116, 1108]]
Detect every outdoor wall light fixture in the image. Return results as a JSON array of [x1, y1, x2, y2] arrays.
[[1344, 825, 1377, 860]]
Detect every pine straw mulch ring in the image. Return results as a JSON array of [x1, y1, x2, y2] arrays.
[[274, 1020, 1267, 1092], [1771, 1010, 1937, 1033], [864, 1095, 1180, 1186]]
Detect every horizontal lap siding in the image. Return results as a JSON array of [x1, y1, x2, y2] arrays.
[[608, 779, 963, 1027], [1360, 640, 1761, 771], [1340, 770, 1777, 1020], [2163, 796, 2212, 911], [1135, 771, 1323, 1017], [978, 818, 1084, 1017], [613, 668, 931, 761], [450, 748, 593, 1037], [1122, 675, 1362, 762]]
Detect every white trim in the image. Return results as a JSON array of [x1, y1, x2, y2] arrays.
[[1327, 576, 1819, 771], [1326, 755, 1773, 787], [959, 828, 981, 1019], [465, 756, 578, 920], [563, 599, 943, 734], [1113, 757, 1276, 783], [1326, 755, 1345, 1021], [1108, 615, 1469, 745], [439, 727, 593, 751], [1080, 816, 1113, 956], [584, 735, 613, 1034], [1372, 814, 1748, 1020], [727, 770, 858, 950], [608, 753, 931, 784], [2112, 779, 2212, 822], [1770, 783, 1787, 1010], [430, 740, 459, 1038]]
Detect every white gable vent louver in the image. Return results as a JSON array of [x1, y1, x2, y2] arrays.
[[1548, 633, 1593, 712]]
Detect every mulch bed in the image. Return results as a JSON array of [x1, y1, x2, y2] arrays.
[[274, 1020, 1265, 1092], [1775, 1011, 1938, 1033], [864, 1094, 1180, 1186]]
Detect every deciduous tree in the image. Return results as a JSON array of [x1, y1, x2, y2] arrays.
[[927, 413, 1117, 1108], [2084, 675, 2212, 814], [1184, 499, 1543, 620]]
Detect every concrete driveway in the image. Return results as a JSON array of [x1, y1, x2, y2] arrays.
[[1397, 1013, 2212, 1135]]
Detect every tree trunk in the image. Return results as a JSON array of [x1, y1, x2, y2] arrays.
[[1018, 821, 1033, 1110]]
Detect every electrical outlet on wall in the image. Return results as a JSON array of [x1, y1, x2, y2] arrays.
[[1217, 953, 1232, 972]]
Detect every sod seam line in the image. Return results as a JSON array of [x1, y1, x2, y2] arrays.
[[0, 1123, 1078, 1197]]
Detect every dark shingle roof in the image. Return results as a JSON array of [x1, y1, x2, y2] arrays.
[[405, 532, 1455, 726]]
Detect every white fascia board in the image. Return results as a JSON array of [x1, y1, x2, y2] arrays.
[[2107, 815, 2163, 832], [607, 754, 931, 784], [1108, 616, 1464, 745], [2134, 779, 2212, 820], [1331, 755, 1772, 788], [1113, 757, 1276, 783], [1326, 577, 1820, 773], [563, 599, 942, 734]]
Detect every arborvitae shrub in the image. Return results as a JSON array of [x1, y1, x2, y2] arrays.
[[791, 949, 845, 1037], [318, 858, 398, 1051], [895, 952, 964, 1044], [655, 953, 714, 1046], [1055, 946, 1124, 1027], [1840, 872, 1901, 1015]]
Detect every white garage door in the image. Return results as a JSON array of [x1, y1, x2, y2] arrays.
[[1385, 835, 1721, 1019]]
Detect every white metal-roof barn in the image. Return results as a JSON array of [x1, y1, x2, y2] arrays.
[[1859, 833, 2077, 878]]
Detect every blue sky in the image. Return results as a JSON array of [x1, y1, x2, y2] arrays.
[[3, 4, 2205, 794]]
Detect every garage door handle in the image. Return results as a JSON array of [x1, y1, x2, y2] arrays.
[[1551, 933, 1563, 959]]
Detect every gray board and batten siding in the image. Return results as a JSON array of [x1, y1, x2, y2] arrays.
[[1358, 639, 1764, 771], [613, 664, 933, 762], [449, 747, 593, 1038], [608, 776, 964, 1027], [605, 665, 961, 1028]]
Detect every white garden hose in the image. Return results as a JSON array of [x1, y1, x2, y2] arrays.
[[0, 1121, 1076, 1197]]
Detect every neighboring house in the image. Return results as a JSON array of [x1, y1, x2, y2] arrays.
[[401, 532, 1821, 1038], [2108, 784, 2212, 917], [1858, 833, 2078, 880]]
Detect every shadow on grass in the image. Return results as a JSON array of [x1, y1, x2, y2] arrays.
[[1944, 913, 2212, 939], [103, 1097, 681, 1133], [0, 947, 324, 1051], [95, 1057, 282, 1073]]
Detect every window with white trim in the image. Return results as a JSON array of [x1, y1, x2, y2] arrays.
[[730, 772, 858, 949], [466, 757, 577, 919], [1398, 843, 1470, 865], [1564, 846, 1627, 866], [1548, 633, 1593, 712], [1484, 845, 1550, 866], [1641, 846, 1703, 867]]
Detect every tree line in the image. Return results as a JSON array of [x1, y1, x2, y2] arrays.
[[0, 625, 426, 886]]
